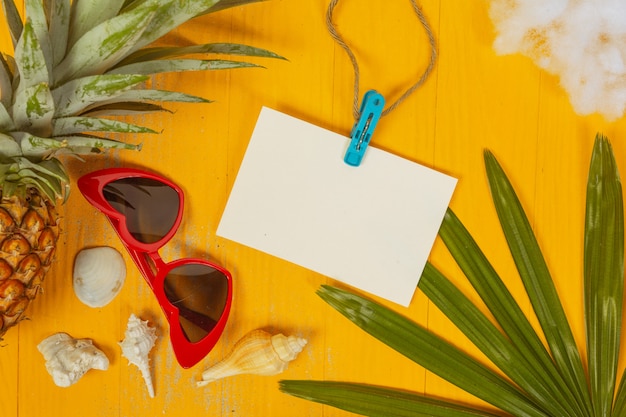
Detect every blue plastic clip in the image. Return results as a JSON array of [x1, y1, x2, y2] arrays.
[[344, 90, 385, 167]]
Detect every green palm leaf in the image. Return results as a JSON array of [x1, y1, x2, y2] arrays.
[[280, 381, 501, 417], [484, 149, 592, 412], [584, 135, 624, 416], [281, 135, 625, 417], [438, 208, 589, 416], [311, 285, 548, 417], [420, 263, 582, 417]]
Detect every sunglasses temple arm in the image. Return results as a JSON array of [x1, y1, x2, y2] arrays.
[[123, 246, 162, 292]]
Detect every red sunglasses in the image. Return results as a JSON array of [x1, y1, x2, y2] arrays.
[[77, 168, 233, 368]]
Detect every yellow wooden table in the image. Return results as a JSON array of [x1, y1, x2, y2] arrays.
[[2, 1, 626, 416]]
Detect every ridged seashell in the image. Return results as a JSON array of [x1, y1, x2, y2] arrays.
[[73, 246, 126, 307], [197, 329, 307, 386], [37, 332, 109, 387], [119, 314, 158, 398]]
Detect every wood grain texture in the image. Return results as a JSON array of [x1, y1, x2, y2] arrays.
[[2, 0, 626, 416]]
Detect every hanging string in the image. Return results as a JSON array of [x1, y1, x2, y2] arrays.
[[326, 0, 438, 120]]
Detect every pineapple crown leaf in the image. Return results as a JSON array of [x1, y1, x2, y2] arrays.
[[51, 73, 150, 117], [14, 131, 141, 160], [67, 0, 127, 49], [14, 19, 49, 94], [120, 0, 221, 54], [1, 0, 22, 48], [0, 53, 13, 108], [109, 58, 262, 76], [53, 0, 159, 85], [116, 43, 286, 68], [0, 103, 13, 130], [1, 0, 283, 202], [0, 155, 68, 201], [48, 0, 70, 67], [52, 116, 158, 136], [80, 101, 171, 117], [25, 0, 53, 79], [201, 0, 266, 15]]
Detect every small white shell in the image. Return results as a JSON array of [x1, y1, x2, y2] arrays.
[[37, 332, 109, 387], [197, 329, 307, 386], [73, 246, 126, 307], [119, 314, 158, 398]]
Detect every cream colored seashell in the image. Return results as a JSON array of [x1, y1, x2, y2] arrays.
[[37, 332, 109, 387], [119, 314, 158, 398], [197, 329, 307, 386], [73, 246, 126, 308]]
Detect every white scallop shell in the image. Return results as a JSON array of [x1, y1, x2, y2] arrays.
[[120, 314, 158, 398], [73, 246, 126, 307], [37, 332, 109, 387]]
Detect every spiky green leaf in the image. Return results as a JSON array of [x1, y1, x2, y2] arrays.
[[116, 43, 285, 67], [484, 150, 592, 412], [99, 89, 211, 105], [108, 58, 260, 76], [51, 73, 149, 117], [420, 263, 582, 417], [52, 116, 157, 135], [12, 82, 54, 136], [614, 374, 626, 417], [0, 103, 14, 131], [80, 101, 168, 117], [0, 133, 21, 157], [25, 0, 52, 79], [15, 132, 140, 159], [14, 20, 49, 94], [280, 381, 500, 417], [315, 285, 548, 417], [0, 53, 13, 108], [203, 0, 265, 14], [438, 209, 591, 416], [584, 134, 624, 417], [1, 0, 22, 48], [67, 0, 126, 48], [53, 0, 158, 85], [47, 0, 71, 66], [124, 0, 220, 53]]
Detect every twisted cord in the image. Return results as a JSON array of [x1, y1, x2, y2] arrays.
[[326, 0, 438, 120]]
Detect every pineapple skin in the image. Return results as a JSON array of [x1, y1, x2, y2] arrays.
[[0, 189, 57, 337]]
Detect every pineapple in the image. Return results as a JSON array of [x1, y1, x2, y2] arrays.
[[0, 0, 281, 338]]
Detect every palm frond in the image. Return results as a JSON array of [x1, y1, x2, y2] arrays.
[[281, 135, 625, 417], [584, 135, 624, 416]]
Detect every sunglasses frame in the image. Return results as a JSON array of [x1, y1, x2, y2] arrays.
[[78, 167, 232, 368]]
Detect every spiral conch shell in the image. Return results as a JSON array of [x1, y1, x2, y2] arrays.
[[197, 329, 307, 386], [119, 314, 158, 398], [37, 333, 109, 387], [73, 246, 126, 308]]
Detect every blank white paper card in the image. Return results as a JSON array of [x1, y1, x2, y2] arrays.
[[217, 107, 457, 307]]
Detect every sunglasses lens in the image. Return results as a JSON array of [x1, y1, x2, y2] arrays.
[[164, 263, 229, 343], [103, 178, 180, 244]]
